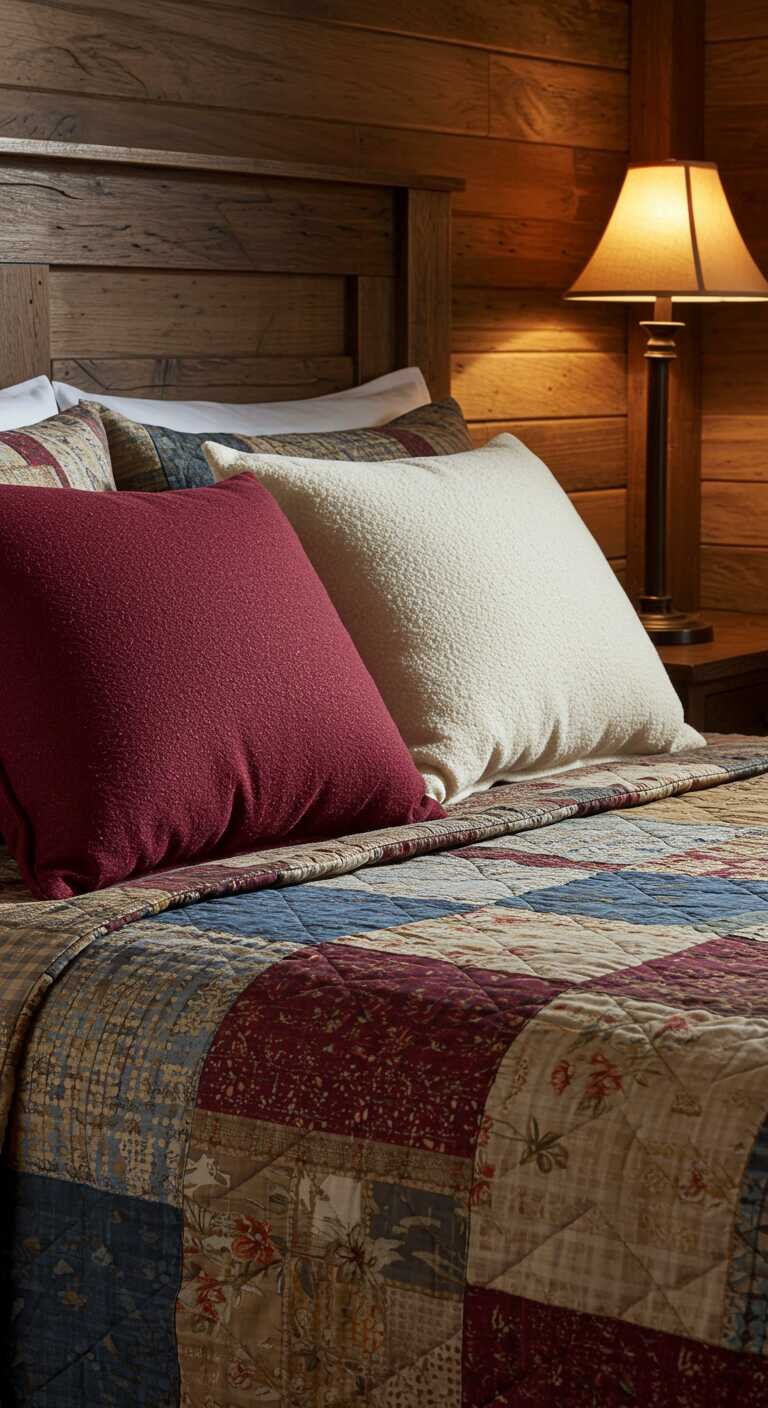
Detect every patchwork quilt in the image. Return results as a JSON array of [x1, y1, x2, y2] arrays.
[[3, 740, 768, 1405]]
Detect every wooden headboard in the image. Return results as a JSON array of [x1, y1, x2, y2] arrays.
[[0, 137, 462, 405]]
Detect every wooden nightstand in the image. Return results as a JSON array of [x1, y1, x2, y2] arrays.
[[658, 611, 768, 734]]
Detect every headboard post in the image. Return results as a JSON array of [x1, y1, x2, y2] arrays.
[[399, 189, 452, 401], [351, 275, 396, 385], [0, 265, 50, 387]]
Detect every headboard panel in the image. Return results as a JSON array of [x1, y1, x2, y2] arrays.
[[0, 138, 461, 403]]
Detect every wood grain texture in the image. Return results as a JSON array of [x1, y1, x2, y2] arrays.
[[453, 289, 625, 352], [659, 609, 768, 675], [359, 128, 625, 220], [490, 54, 627, 149], [707, 34, 768, 107], [631, 0, 704, 160], [571, 488, 626, 557], [49, 270, 348, 358], [704, 350, 768, 417], [706, 103, 768, 168], [352, 277, 397, 384], [707, 1, 768, 41], [0, 263, 50, 385], [704, 484, 768, 549], [0, 91, 623, 223], [401, 189, 452, 400], [0, 163, 394, 274], [702, 547, 768, 612], [452, 351, 626, 420], [453, 214, 610, 289], [703, 2, 768, 612], [0, 85, 365, 168], [51, 355, 355, 402], [702, 481, 768, 545], [468, 416, 627, 491], [702, 416, 768, 478], [0, 1, 488, 136], [239, 0, 629, 67], [702, 300, 768, 355], [0, 135, 461, 191]]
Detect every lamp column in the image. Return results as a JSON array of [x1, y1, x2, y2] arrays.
[[636, 296, 712, 645]]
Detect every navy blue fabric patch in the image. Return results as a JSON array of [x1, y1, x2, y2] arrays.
[[154, 884, 476, 944], [499, 870, 768, 928], [0, 1170, 181, 1407], [148, 425, 248, 490]]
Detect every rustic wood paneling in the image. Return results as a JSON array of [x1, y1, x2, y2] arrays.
[[490, 55, 627, 149], [702, 415, 768, 478], [704, 353, 768, 417], [238, 0, 629, 67], [0, 0, 629, 548], [705, 1, 768, 612], [573, 487, 627, 558], [707, 35, 768, 106], [631, 0, 704, 161], [0, 86, 363, 168], [0, 1, 488, 135], [452, 351, 626, 421], [702, 546, 768, 612], [0, 89, 625, 224], [468, 417, 627, 491], [707, 1, 768, 40], [49, 271, 348, 358], [705, 104, 768, 168], [702, 482, 768, 545], [453, 214, 611, 290], [51, 355, 355, 402], [359, 130, 625, 221], [454, 290, 625, 352], [0, 264, 49, 386]]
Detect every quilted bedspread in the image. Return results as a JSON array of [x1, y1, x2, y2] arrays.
[[4, 741, 768, 1405]]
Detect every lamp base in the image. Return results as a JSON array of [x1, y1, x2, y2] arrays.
[[637, 595, 714, 645]]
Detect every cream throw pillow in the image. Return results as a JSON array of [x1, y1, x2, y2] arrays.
[[205, 434, 705, 804]]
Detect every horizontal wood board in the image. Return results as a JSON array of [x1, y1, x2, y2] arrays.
[[704, 0, 768, 612]]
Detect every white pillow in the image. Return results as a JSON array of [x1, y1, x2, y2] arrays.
[[205, 433, 704, 804], [53, 367, 429, 435], [0, 376, 58, 429]]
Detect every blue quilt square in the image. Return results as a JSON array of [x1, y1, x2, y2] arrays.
[[155, 885, 475, 944], [498, 870, 768, 929], [0, 1171, 180, 1407]]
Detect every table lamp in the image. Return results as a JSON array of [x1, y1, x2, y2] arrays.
[[565, 159, 768, 644]]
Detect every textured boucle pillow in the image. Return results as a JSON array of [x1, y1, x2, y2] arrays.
[[205, 434, 705, 805], [95, 397, 473, 492], [0, 402, 114, 489]]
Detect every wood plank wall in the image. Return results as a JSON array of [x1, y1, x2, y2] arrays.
[[704, 0, 768, 611], [0, 0, 629, 571]]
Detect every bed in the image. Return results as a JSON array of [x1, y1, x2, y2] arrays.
[[1, 139, 768, 1407]]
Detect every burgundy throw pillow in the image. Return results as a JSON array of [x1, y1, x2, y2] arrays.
[[0, 475, 442, 899]]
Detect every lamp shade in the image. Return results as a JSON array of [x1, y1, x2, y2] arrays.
[[565, 160, 768, 302]]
